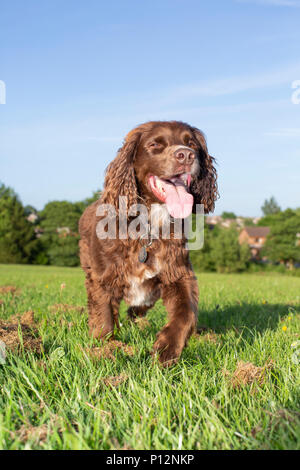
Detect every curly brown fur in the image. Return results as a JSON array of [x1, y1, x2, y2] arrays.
[[190, 127, 218, 213], [79, 121, 218, 366]]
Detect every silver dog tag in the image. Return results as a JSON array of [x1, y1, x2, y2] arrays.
[[138, 246, 148, 263]]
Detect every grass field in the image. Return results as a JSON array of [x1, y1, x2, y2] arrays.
[[0, 264, 299, 450]]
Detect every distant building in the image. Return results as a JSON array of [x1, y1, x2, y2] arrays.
[[27, 213, 38, 223], [235, 217, 245, 228], [56, 227, 71, 235], [206, 215, 222, 227], [56, 227, 78, 237], [34, 227, 44, 238], [239, 226, 270, 259], [206, 215, 259, 229]]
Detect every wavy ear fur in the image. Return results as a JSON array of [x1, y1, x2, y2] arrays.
[[101, 130, 140, 209], [190, 127, 218, 214]]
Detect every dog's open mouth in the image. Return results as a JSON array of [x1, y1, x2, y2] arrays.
[[148, 173, 193, 219]]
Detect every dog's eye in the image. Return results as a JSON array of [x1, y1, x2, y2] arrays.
[[188, 140, 196, 148], [149, 142, 161, 148]]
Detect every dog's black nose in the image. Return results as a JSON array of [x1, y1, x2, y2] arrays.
[[174, 147, 195, 165]]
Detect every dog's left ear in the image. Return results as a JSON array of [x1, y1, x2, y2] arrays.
[[190, 127, 218, 213]]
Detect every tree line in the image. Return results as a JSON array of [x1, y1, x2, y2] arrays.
[[190, 198, 300, 273], [0, 183, 299, 273], [0, 183, 98, 266]]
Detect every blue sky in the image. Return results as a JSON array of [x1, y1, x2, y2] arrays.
[[0, 0, 299, 216]]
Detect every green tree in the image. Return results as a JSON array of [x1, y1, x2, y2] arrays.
[[190, 225, 251, 273], [46, 233, 81, 267], [210, 227, 251, 273], [262, 209, 300, 269], [36, 192, 100, 266], [258, 208, 296, 228], [261, 196, 281, 216], [40, 200, 83, 233], [221, 211, 237, 219], [0, 183, 39, 263], [24, 204, 38, 217], [39, 200, 83, 266], [243, 218, 255, 226], [190, 224, 220, 272]]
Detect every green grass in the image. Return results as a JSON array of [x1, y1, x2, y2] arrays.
[[0, 264, 299, 450]]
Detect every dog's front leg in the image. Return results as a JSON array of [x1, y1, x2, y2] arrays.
[[152, 276, 198, 366], [86, 278, 115, 338]]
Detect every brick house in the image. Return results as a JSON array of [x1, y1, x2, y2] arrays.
[[239, 226, 270, 259]]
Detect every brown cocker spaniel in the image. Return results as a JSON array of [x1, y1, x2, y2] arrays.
[[79, 121, 218, 365]]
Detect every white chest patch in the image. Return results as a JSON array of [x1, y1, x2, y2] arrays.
[[126, 261, 161, 307], [127, 277, 153, 306]]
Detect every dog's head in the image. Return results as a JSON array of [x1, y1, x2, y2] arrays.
[[102, 121, 218, 217]]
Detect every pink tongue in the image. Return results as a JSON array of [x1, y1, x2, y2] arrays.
[[164, 182, 194, 219]]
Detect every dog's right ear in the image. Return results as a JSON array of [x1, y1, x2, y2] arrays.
[[101, 129, 141, 208]]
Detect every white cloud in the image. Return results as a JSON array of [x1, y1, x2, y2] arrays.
[[163, 63, 300, 102], [236, 0, 300, 7], [265, 128, 300, 136]]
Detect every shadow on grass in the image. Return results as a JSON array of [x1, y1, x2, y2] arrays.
[[198, 302, 300, 335]]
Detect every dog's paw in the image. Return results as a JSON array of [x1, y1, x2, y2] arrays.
[[152, 330, 181, 367], [88, 322, 114, 340]]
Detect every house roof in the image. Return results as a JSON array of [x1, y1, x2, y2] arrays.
[[243, 226, 270, 237]]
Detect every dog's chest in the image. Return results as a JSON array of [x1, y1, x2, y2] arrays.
[[125, 260, 161, 307]]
